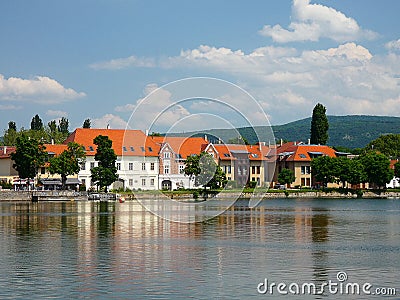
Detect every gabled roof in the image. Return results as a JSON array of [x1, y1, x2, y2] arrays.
[[211, 144, 271, 161], [277, 143, 337, 162], [65, 128, 160, 157], [43, 144, 68, 156], [0, 146, 16, 159], [151, 136, 208, 159]]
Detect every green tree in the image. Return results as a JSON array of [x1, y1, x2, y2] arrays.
[[310, 103, 329, 145], [311, 155, 335, 187], [58, 117, 69, 134], [83, 119, 91, 128], [278, 168, 296, 188], [8, 121, 17, 131], [30, 114, 44, 131], [366, 134, 400, 157], [48, 120, 57, 134], [11, 134, 48, 180], [90, 135, 118, 192], [360, 152, 393, 188], [346, 158, 367, 186], [48, 142, 86, 189], [184, 152, 226, 189], [3, 122, 18, 145]]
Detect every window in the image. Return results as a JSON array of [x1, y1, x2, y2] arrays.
[[252, 166, 256, 174], [142, 178, 146, 186], [89, 146, 94, 151], [227, 165, 231, 173], [150, 178, 155, 186], [224, 153, 230, 157], [123, 146, 127, 152], [176, 154, 182, 159], [179, 165, 185, 174], [142, 163, 146, 170], [238, 166, 242, 175], [116, 163, 121, 170], [301, 166, 310, 175], [164, 164, 170, 174], [90, 162, 95, 169], [82, 146, 86, 151], [81, 179, 86, 186], [41, 167, 46, 175], [130, 146, 135, 152], [164, 152, 170, 159], [129, 163, 133, 170], [129, 179, 133, 186], [299, 154, 307, 158], [256, 166, 260, 174], [148, 147, 153, 152], [150, 162, 155, 170], [80, 163, 86, 170], [140, 146, 145, 152]]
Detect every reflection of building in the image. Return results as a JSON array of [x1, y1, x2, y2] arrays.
[[150, 136, 208, 190], [65, 128, 160, 191]]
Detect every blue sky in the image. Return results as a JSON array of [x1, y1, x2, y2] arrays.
[[1, 0, 400, 133]]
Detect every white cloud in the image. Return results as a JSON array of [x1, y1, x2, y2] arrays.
[[259, 0, 377, 43], [117, 83, 191, 131], [90, 55, 156, 70], [0, 74, 86, 104], [385, 39, 400, 52], [0, 104, 22, 110], [46, 110, 68, 118], [92, 114, 128, 129]]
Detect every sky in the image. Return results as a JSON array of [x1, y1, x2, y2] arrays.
[[1, 0, 400, 133]]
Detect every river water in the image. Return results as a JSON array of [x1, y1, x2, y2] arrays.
[[0, 198, 399, 299]]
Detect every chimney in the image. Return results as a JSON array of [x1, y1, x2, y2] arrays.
[[280, 139, 283, 147], [145, 129, 149, 136], [294, 141, 296, 146], [106, 124, 110, 129], [259, 142, 262, 151], [204, 135, 208, 142], [308, 139, 311, 145], [51, 138, 54, 145], [3, 146, 6, 155]]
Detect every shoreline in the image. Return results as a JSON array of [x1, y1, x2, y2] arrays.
[[1, 190, 400, 202]]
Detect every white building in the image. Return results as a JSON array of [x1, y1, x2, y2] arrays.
[[65, 128, 160, 191]]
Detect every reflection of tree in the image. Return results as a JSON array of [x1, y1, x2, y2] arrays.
[[97, 202, 114, 236], [311, 212, 330, 284]]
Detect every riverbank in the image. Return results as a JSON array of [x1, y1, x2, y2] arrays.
[[1, 189, 399, 202]]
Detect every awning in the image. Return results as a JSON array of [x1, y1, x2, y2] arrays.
[[66, 178, 81, 185], [40, 179, 62, 185]]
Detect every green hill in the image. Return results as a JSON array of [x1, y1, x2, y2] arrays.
[[170, 115, 400, 149]]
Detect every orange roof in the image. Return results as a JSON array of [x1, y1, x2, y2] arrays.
[[43, 144, 68, 156], [277, 144, 337, 161], [151, 136, 208, 159], [65, 128, 160, 157], [212, 144, 270, 161]]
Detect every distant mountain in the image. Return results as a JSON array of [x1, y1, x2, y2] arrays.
[[168, 115, 400, 149]]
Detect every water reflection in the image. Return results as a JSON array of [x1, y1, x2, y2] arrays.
[[0, 199, 399, 299]]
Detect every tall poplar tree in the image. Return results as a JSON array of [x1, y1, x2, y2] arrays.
[[310, 103, 329, 145]]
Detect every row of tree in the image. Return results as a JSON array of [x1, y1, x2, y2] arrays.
[[11, 133, 117, 192], [311, 152, 394, 188], [2, 115, 92, 146]]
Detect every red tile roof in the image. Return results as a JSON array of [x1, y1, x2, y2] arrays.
[[0, 146, 16, 159], [151, 136, 208, 159], [212, 144, 271, 161], [65, 128, 160, 157], [277, 143, 337, 161], [43, 144, 68, 156]]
